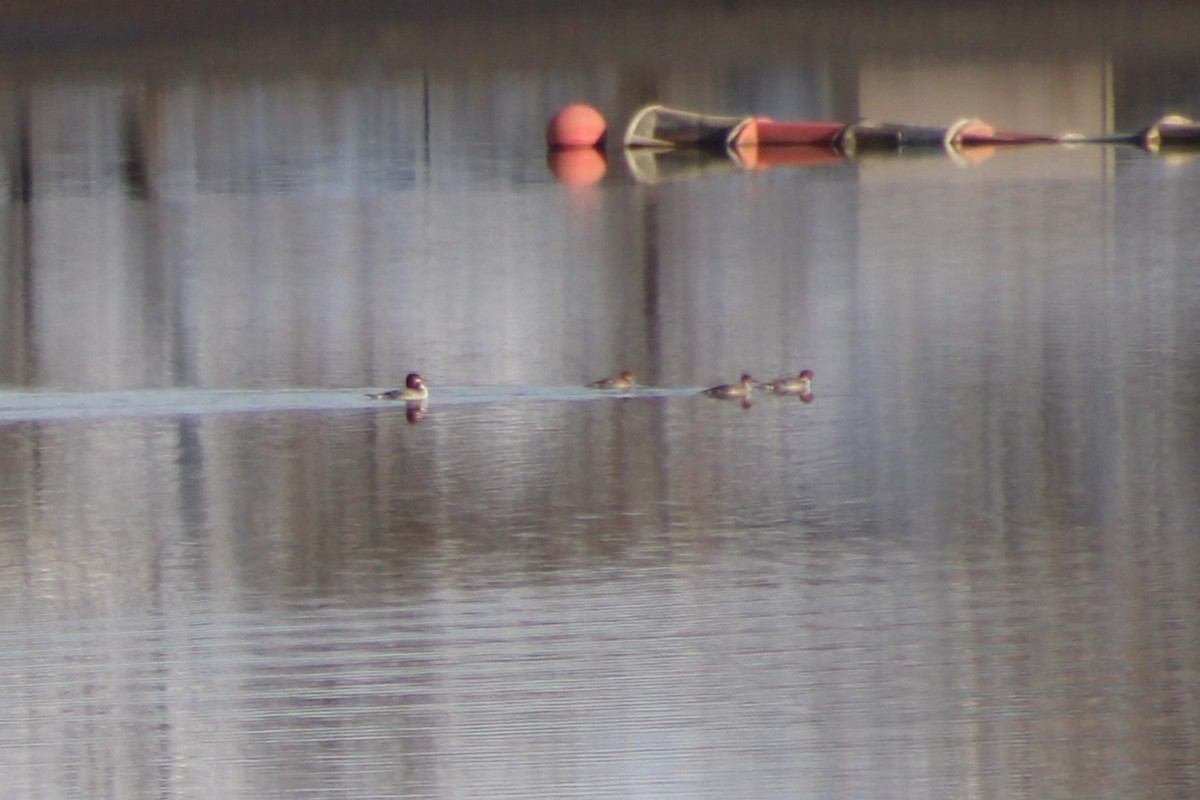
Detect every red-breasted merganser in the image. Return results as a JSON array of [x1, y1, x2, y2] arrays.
[[703, 374, 756, 399], [759, 369, 813, 396], [367, 372, 429, 401], [587, 370, 637, 390]]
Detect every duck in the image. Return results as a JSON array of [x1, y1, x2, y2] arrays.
[[759, 369, 813, 396], [587, 370, 637, 390], [703, 373, 756, 399], [367, 372, 429, 401]]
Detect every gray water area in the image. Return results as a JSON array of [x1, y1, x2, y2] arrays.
[[1, 3, 1200, 798]]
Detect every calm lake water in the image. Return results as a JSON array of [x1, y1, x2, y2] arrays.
[[2, 3, 1199, 798]]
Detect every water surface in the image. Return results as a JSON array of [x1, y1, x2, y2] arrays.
[[1, 3, 1199, 798]]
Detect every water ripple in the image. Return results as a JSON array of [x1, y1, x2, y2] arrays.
[[0, 386, 696, 423]]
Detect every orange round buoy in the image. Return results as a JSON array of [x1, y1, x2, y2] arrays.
[[546, 104, 607, 149]]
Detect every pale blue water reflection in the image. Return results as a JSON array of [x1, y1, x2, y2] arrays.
[[2, 8, 1200, 798]]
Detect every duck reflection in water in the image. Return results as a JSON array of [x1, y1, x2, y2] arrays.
[[759, 369, 814, 403], [405, 401, 428, 423], [367, 372, 429, 401], [587, 370, 637, 391]]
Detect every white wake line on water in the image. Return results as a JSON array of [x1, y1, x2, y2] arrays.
[[0, 386, 701, 423]]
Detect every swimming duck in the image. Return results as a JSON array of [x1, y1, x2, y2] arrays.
[[703, 374, 756, 399], [367, 372, 429, 401], [587, 370, 637, 390], [759, 369, 813, 396]]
